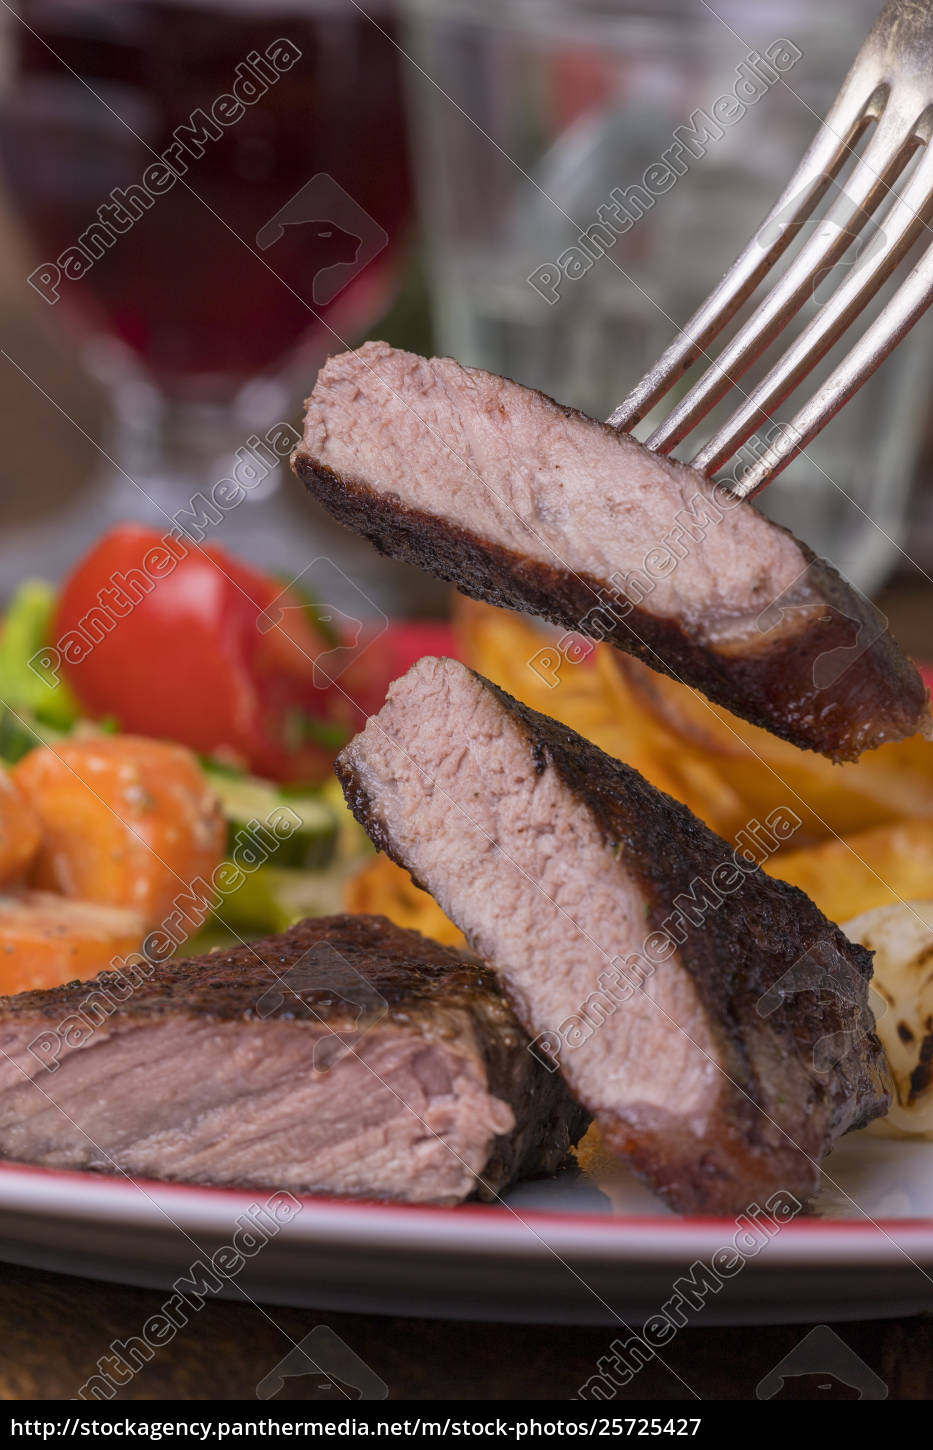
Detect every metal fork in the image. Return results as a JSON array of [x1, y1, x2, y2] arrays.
[[606, 0, 933, 498]]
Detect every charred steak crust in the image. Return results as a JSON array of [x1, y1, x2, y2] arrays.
[[295, 453, 927, 763], [336, 670, 891, 1213], [0, 915, 587, 1199]]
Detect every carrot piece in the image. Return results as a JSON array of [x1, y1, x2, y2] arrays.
[[14, 737, 227, 933], [0, 766, 41, 890], [0, 889, 144, 992]]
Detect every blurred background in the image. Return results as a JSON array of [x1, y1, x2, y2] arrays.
[[0, 0, 930, 648]]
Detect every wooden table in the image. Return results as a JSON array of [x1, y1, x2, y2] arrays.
[[0, 1260, 927, 1400]]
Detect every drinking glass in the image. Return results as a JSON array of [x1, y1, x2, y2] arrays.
[[403, 0, 933, 591], [0, 0, 414, 599]]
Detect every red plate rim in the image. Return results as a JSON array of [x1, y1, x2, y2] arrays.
[[0, 1157, 930, 1243]]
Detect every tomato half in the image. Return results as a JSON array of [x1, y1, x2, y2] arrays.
[[54, 526, 355, 782]]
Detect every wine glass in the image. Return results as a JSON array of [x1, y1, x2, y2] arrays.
[[0, 0, 414, 594]]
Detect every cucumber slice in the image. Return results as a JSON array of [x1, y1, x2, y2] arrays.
[[212, 863, 350, 935], [205, 769, 338, 870]]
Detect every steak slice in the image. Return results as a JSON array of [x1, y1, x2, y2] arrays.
[[336, 658, 891, 1215], [0, 914, 587, 1204], [294, 341, 929, 761]]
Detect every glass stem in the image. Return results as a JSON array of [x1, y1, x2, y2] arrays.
[[100, 374, 243, 533]]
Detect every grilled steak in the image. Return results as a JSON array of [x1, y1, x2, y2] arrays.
[[336, 658, 891, 1215], [0, 914, 587, 1204], [294, 341, 929, 761]]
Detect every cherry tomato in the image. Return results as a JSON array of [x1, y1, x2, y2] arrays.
[[339, 620, 458, 719], [53, 526, 353, 783]]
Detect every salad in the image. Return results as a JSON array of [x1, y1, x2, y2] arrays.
[[0, 525, 453, 989]]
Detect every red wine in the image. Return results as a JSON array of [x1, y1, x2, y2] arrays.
[[0, 1, 413, 397]]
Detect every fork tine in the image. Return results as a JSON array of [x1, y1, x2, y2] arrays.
[[692, 140, 933, 476], [727, 234, 933, 499], [605, 83, 882, 432], [643, 110, 921, 456]]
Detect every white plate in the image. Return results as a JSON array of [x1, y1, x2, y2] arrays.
[[0, 1132, 932, 1324]]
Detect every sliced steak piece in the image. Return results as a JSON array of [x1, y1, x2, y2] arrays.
[[294, 341, 929, 761], [0, 914, 587, 1204], [336, 658, 891, 1215]]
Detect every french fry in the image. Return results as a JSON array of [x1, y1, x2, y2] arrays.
[[764, 820, 933, 923], [610, 652, 933, 844], [459, 596, 933, 846], [345, 853, 465, 948]]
